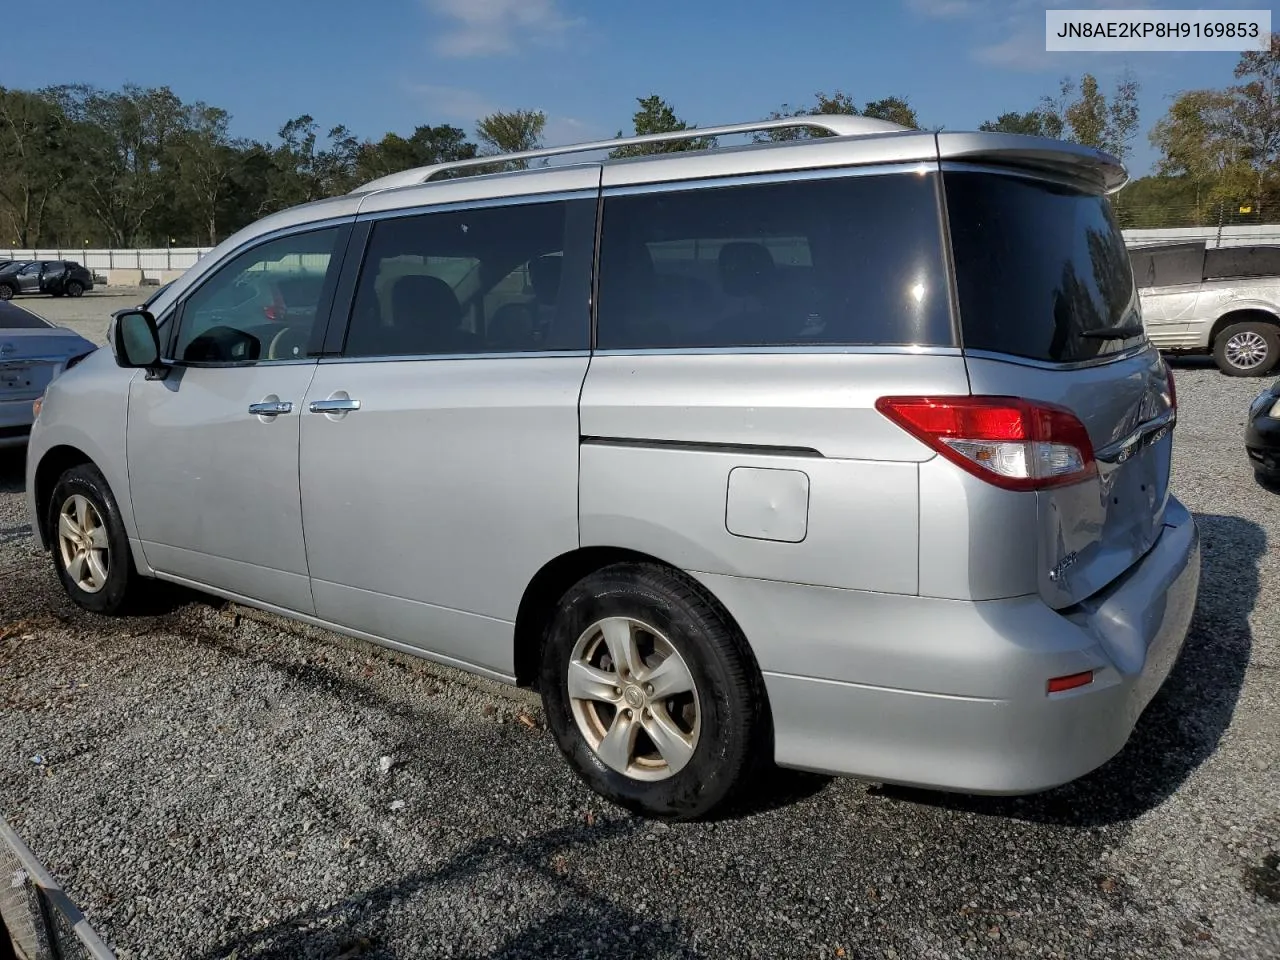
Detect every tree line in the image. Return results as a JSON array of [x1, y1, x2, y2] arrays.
[[1, 39, 1276, 248]]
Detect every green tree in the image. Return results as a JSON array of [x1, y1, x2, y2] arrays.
[[609, 95, 715, 159], [862, 96, 919, 128], [54, 84, 188, 246], [270, 115, 362, 208], [978, 111, 1052, 136], [1231, 35, 1280, 214], [475, 109, 546, 170], [0, 87, 73, 246], [755, 90, 919, 142], [356, 124, 477, 181], [1149, 89, 1248, 221], [172, 103, 236, 245]]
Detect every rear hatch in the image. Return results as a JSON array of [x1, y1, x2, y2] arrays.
[[944, 167, 1176, 609], [0, 329, 94, 403]]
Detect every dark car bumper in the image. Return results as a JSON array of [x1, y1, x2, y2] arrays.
[[1245, 385, 1280, 476]]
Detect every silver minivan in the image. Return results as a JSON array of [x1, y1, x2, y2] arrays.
[[26, 116, 1200, 819]]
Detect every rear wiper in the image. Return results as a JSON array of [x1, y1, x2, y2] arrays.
[[1079, 325, 1145, 339]]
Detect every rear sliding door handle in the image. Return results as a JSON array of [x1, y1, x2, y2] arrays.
[[309, 398, 361, 413], [248, 400, 292, 416]]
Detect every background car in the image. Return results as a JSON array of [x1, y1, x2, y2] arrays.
[[1130, 241, 1280, 376], [0, 260, 95, 300], [1245, 377, 1280, 483], [0, 305, 97, 448]]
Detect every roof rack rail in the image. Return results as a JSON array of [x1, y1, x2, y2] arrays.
[[350, 114, 910, 194]]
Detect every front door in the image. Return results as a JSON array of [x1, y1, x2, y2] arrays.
[[298, 188, 597, 675], [127, 224, 350, 612]]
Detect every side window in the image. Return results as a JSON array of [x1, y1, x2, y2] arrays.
[[596, 173, 952, 350], [19, 262, 40, 276], [173, 227, 342, 364], [342, 198, 594, 358]]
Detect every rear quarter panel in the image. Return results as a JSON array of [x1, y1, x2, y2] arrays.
[[579, 352, 972, 594]]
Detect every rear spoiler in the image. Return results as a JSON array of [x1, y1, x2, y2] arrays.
[[936, 132, 1128, 195]]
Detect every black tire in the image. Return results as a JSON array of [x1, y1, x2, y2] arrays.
[[1213, 321, 1280, 377], [540, 562, 769, 820], [65, 280, 84, 298], [0, 283, 13, 301], [48, 463, 143, 615]]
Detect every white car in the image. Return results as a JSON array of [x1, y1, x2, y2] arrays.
[[1132, 241, 1280, 376]]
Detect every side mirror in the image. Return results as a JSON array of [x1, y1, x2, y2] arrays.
[[111, 309, 166, 376]]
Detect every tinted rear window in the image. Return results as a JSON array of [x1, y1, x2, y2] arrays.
[[596, 172, 953, 350], [946, 170, 1143, 363]]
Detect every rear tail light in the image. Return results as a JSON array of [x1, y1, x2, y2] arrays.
[[875, 396, 1097, 491], [1164, 363, 1177, 417]]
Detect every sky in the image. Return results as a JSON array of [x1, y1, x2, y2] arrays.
[[3, 0, 1262, 176]]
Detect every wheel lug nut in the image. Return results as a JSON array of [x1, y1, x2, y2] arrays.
[[644, 683, 654, 695]]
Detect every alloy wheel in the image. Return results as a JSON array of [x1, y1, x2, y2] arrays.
[[1225, 330, 1269, 370], [57, 494, 109, 594], [567, 616, 700, 781]]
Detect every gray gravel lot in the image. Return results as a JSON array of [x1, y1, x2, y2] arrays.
[[1, 330, 1278, 958]]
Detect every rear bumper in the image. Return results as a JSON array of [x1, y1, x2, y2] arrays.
[[694, 496, 1200, 794]]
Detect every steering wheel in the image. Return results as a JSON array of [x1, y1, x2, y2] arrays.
[[268, 325, 310, 360]]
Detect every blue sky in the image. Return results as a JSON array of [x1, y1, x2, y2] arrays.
[[5, 0, 1260, 175]]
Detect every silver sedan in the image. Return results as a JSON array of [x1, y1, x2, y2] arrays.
[[0, 301, 97, 449]]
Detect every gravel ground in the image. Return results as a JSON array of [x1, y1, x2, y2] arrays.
[[1, 347, 1278, 959]]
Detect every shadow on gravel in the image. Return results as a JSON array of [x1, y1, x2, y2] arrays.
[[876, 512, 1260, 829], [197, 819, 704, 960], [0, 448, 26, 494]]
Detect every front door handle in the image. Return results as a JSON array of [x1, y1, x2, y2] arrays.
[[249, 400, 293, 416], [309, 398, 361, 413]]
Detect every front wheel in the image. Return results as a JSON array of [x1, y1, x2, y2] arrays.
[[48, 463, 144, 614], [65, 280, 84, 298], [1214, 321, 1280, 376], [0, 283, 13, 301], [540, 562, 769, 820]]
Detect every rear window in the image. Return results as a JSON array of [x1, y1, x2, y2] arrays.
[[596, 172, 953, 350], [945, 170, 1143, 363]]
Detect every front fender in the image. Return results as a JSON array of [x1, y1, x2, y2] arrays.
[[25, 351, 148, 571]]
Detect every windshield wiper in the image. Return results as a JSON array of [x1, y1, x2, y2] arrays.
[[1080, 324, 1145, 339]]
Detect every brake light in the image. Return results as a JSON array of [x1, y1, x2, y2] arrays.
[[1164, 364, 1177, 416], [875, 396, 1097, 491]]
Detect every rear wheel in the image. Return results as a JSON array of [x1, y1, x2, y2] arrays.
[[540, 562, 769, 820], [48, 463, 144, 614], [65, 280, 84, 298], [0, 283, 13, 301], [1214, 321, 1280, 376]]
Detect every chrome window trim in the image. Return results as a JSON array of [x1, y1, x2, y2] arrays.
[[602, 161, 937, 197], [963, 344, 1153, 371], [357, 189, 600, 223], [157, 357, 319, 368], [318, 349, 591, 364], [591, 345, 963, 358]]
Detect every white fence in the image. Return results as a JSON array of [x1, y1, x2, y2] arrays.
[[1122, 225, 1280, 247], [0, 248, 213, 277], [5, 225, 1280, 286]]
